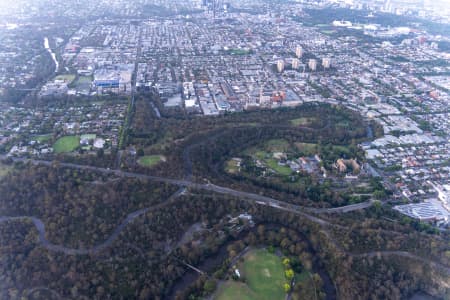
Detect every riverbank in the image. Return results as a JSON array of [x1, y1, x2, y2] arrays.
[[166, 223, 336, 300]]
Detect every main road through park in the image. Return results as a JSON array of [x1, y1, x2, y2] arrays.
[[0, 156, 449, 275]]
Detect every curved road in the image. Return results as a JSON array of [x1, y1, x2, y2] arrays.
[[0, 188, 185, 256], [2, 206, 448, 275], [354, 251, 450, 275], [23, 286, 62, 299], [1, 156, 449, 275], [1, 156, 374, 215], [1, 207, 154, 255]]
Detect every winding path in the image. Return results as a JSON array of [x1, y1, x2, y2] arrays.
[[1, 156, 449, 275], [23, 286, 62, 299], [1, 155, 374, 215], [353, 251, 450, 275], [0, 188, 185, 256], [1, 208, 153, 255], [1, 196, 449, 276]]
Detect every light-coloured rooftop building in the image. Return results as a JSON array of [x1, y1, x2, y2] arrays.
[[393, 199, 449, 223]]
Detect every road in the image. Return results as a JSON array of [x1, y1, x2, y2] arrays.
[[23, 286, 62, 299], [3, 205, 448, 275], [354, 250, 450, 275], [150, 101, 161, 118], [0, 187, 184, 256], [1, 156, 449, 275], [1, 155, 374, 215], [11, 156, 377, 215]]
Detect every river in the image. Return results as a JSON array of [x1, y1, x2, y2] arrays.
[[166, 223, 336, 300], [44, 37, 59, 73]]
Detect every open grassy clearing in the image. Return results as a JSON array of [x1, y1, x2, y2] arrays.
[[225, 159, 240, 174], [265, 139, 291, 153], [215, 281, 257, 300], [55, 74, 76, 83], [77, 76, 93, 83], [250, 150, 292, 175], [232, 122, 260, 127], [244, 140, 294, 176], [53, 136, 80, 153], [242, 249, 286, 299], [0, 163, 12, 179], [138, 155, 165, 167], [265, 158, 293, 175], [33, 134, 52, 143], [228, 48, 252, 55], [290, 117, 315, 126], [80, 134, 97, 140], [71, 76, 93, 89], [216, 249, 285, 300]]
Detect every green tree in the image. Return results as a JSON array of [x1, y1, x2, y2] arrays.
[[284, 283, 291, 293], [285, 269, 295, 280], [203, 279, 217, 295]]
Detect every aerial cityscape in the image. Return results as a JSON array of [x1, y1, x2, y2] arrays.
[[0, 0, 449, 299]]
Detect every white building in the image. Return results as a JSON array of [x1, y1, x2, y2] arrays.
[[308, 59, 317, 71], [295, 45, 303, 58], [322, 58, 331, 69], [277, 60, 285, 73]]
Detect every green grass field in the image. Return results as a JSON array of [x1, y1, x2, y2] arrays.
[[53, 136, 80, 153], [265, 159, 292, 175], [55, 74, 76, 83], [138, 155, 165, 167], [34, 134, 52, 143], [0, 163, 12, 179], [226, 159, 240, 174], [290, 117, 314, 126], [229, 48, 251, 55], [250, 150, 292, 175], [252, 150, 268, 160], [216, 249, 285, 300], [77, 76, 93, 83], [246, 140, 293, 176], [215, 281, 257, 300], [72, 76, 93, 89], [80, 134, 96, 140], [265, 139, 290, 153]]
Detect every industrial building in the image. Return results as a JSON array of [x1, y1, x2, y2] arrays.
[[393, 200, 449, 224], [93, 65, 133, 94]]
